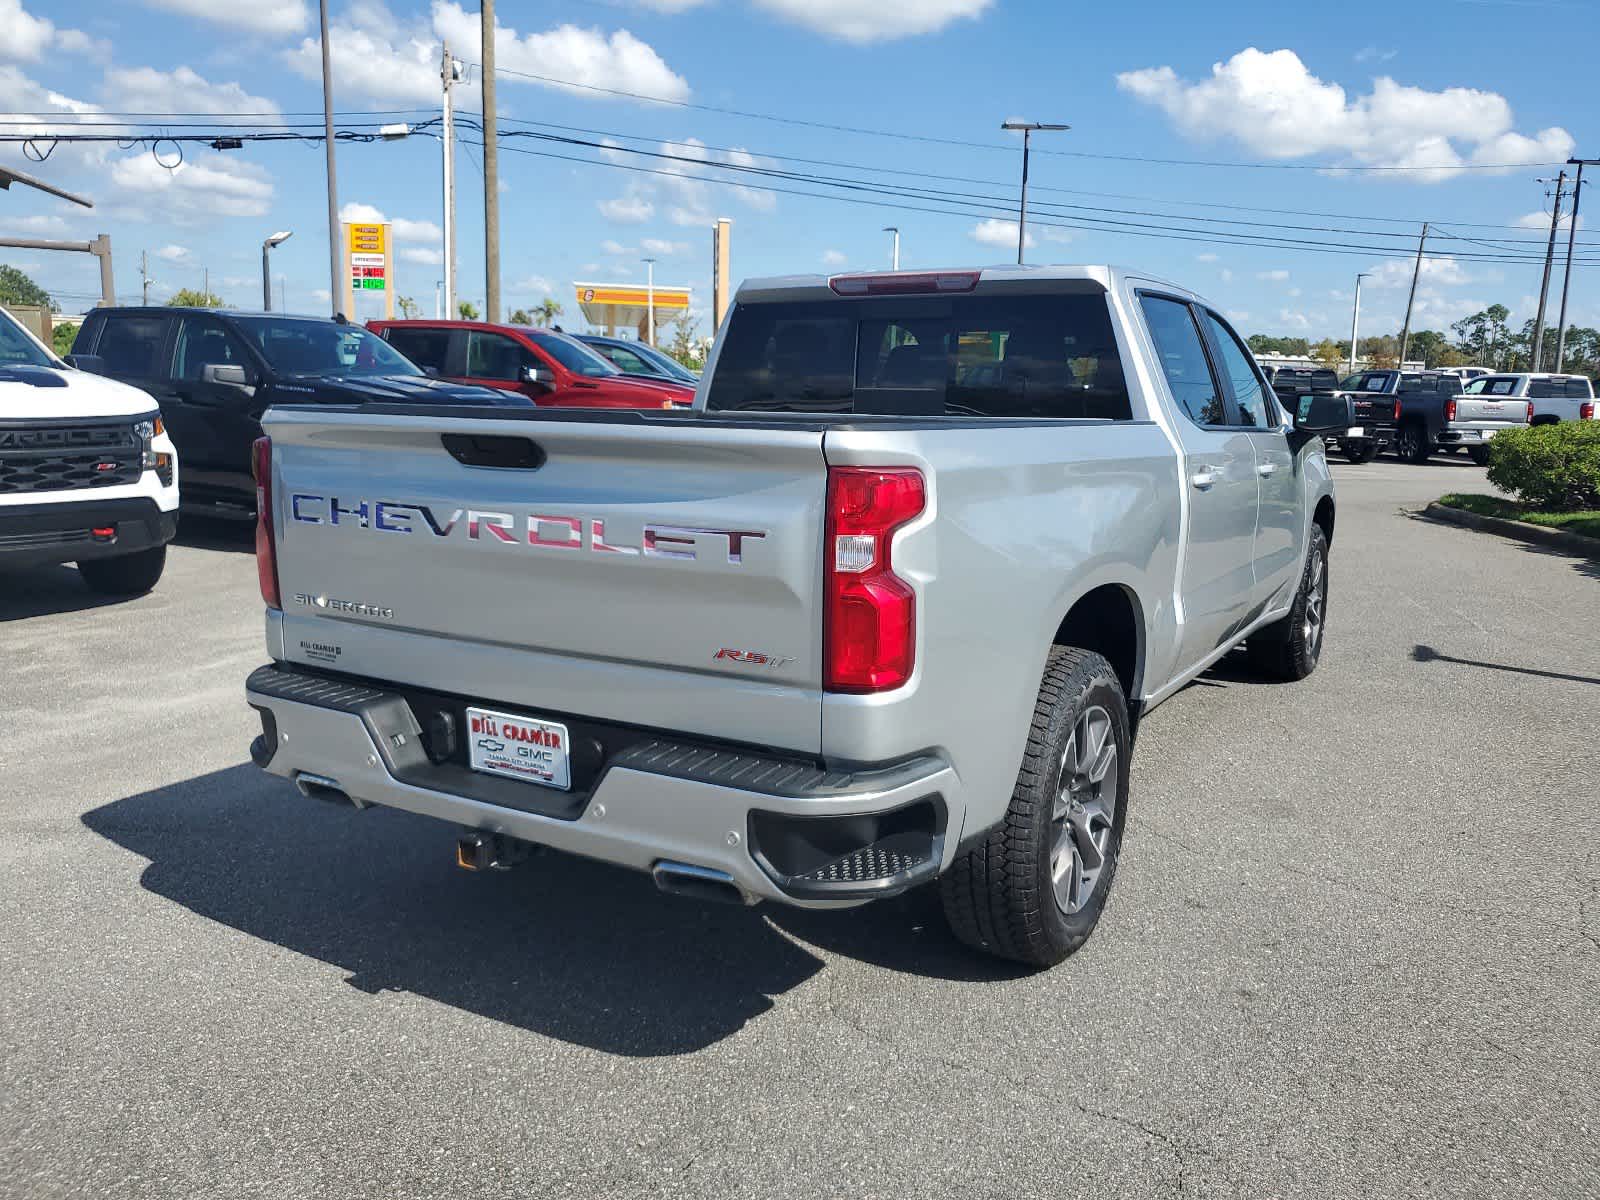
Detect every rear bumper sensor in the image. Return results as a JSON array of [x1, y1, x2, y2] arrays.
[[245, 661, 962, 908]]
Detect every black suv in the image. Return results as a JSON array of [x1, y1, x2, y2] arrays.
[[68, 309, 524, 514]]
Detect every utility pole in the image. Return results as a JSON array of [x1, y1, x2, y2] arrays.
[[440, 41, 458, 320], [883, 226, 900, 270], [1348, 272, 1368, 374], [1554, 159, 1592, 372], [643, 257, 656, 346], [140, 250, 151, 306], [481, 0, 500, 323], [203, 267, 209, 302], [1000, 121, 1068, 265], [318, 0, 340, 315], [1397, 222, 1428, 368], [1531, 171, 1567, 370]]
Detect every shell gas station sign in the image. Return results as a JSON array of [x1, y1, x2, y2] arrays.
[[342, 221, 394, 318], [574, 282, 691, 337]]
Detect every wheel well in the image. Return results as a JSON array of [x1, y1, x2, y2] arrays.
[[1313, 496, 1335, 546], [1052, 584, 1143, 703]]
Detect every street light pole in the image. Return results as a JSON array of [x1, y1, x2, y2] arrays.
[[481, 0, 500, 323], [262, 230, 292, 311], [318, 0, 340, 316], [883, 226, 900, 270], [643, 257, 656, 346], [1000, 121, 1068, 265], [1348, 272, 1368, 375], [440, 42, 459, 320]]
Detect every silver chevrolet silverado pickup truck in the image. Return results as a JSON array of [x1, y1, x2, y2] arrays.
[[244, 266, 1348, 966]]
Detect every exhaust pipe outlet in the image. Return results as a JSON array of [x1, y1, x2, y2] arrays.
[[293, 772, 366, 809], [652, 861, 749, 906]]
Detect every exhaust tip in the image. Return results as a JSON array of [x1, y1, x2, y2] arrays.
[[293, 772, 361, 808], [652, 861, 749, 906]]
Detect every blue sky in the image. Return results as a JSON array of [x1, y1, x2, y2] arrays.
[[3, 0, 1596, 345]]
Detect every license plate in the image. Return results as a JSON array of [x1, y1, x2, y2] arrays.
[[1481, 430, 1495, 440], [466, 706, 571, 790], [1345, 427, 1365, 438]]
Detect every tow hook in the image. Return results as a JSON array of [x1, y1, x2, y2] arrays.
[[455, 831, 537, 872]]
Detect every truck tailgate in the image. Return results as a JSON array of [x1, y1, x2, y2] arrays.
[[264, 409, 828, 754], [1455, 396, 1527, 426]]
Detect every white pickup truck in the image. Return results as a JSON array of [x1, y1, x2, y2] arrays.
[[1464, 373, 1596, 425], [244, 266, 1349, 966]]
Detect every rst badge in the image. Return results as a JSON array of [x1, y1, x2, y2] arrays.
[[712, 646, 795, 672]]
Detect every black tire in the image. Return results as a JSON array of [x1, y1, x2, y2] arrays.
[[1341, 439, 1379, 464], [77, 546, 166, 596], [1394, 421, 1431, 464], [1467, 445, 1491, 466], [940, 647, 1130, 967], [1246, 525, 1328, 682]]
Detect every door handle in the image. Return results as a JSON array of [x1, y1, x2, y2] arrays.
[[1190, 467, 1220, 490], [1257, 462, 1279, 477]]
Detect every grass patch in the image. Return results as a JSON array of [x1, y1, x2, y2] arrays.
[[1438, 493, 1600, 540]]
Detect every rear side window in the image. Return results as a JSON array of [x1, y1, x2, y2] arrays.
[[1201, 309, 1274, 428], [383, 327, 452, 371], [1138, 295, 1225, 426], [466, 331, 530, 381], [1352, 372, 1393, 392], [1528, 376, 1595, 398], [707, 290, 1131, 419], [95, 314, 168, 377], [1487, 378, 1518, 395]]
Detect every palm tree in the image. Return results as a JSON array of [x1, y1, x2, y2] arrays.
[[533, 298, 563, 327]]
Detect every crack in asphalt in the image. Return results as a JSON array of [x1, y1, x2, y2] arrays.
[[818, 970, 1201, 1195]]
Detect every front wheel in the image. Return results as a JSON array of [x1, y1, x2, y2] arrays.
[[1341, 439, 1379, 464], [78, 546, 166, 596], [1246, 525, 1328, 682], [940, 647, 1130, 967], [1467, 445, 1491, 466]]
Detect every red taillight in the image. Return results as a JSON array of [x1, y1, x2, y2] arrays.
[[1393, 399, 1402, 421], [828, 271, 980, 297], [824, 467, 926, 693], [1444, 397, 1457, 422], [1581, 401, 1595, 421], [252, 435, 280, 609]]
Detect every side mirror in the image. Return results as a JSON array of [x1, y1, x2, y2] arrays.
[[421, 364, 440, 378], [1291, 392, 1354, 436], [64, 353, 106, 375], [520, 364, 555, 388], [202, 363, 252, 388]]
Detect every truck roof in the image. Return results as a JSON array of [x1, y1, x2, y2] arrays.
[[736, 264, 1204, 305]]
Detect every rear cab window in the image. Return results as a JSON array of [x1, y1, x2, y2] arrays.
[[707, 286, 1132, 420], [382, 326, 453, 373]]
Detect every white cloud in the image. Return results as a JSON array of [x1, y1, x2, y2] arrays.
[[1365, 255, 1470, 288], [432, 2, 689, 102], [970, 219, 1031, 250], [822, 249, 848, 267], [631, 0, 708, 9], [1354, 46, 1397, 64], [0, 0, 100, 60], [339, 201, 387, 225], [1288, 287, 1302, 297], [393, 216, 442, 243], [1278, 309, 1311, 330], [1196, 252, 1220, 263], [1257, 269, 1291, 281], [1220, 268, 1234, 283], [399, 246, 443, 266], [748, 0, 991, 43], [312, 288, 332, 302], [155, 244, 192, 263], [111, 154, 274, 218], [103, 65, 278, 115], [599, 193, 654, 223], [1228, 310, 1250, 323], [284, 4, 444, 103], [601, 239, 634, 255], [1514, 209, 1583, 231], [641, 237, 688, 255], [140, 0, 309, 35], [1117, 48, 1574, 181], [1040, 228, 1074, 244], [6, 214, 67, 234]]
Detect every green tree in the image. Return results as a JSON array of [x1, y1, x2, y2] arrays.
[[507, 308, 532, 325], [167, 288, 224, 307], [533, 298, 564, 327], [1406, 330, 1449, 368], [51, 322, 79, 356], [667, 315, 703, 369], [0, 264, 53, 310], [397, 294, 420, 318], [1310, 338, 1344, 369], [457, 300, 479, 320], [1451, 305, 1511, 368]]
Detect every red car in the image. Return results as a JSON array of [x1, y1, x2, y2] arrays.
[[368, 320, 694, 409]]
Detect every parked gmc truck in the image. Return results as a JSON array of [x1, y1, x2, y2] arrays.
[[244, 266, 1348, 967]]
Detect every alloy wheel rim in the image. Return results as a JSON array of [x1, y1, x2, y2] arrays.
[[1050, 705, 1119, 916], [1304, 547, 1326, 657]]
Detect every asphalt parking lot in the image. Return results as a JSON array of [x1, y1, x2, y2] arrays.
[[2, 459, 1596, 1200]]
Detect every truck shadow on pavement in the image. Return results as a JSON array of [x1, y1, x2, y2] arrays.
[[0, 565, 131, 621], [83, 764, 1022, 1056]]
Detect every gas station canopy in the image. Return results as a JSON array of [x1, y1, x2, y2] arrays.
[[573, 282, 691, 336]]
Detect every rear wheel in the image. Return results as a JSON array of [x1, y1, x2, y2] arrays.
[[1467, 445, 1491, 466], [940, 647, 1130, 967], [1246, 526, 1328, 682], [1341, 439, 1379, 464], [1394, 421, 1431, 464], [78, 546, 166, 596]]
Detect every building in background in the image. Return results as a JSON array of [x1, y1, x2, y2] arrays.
[[573, 282, 690, 340]]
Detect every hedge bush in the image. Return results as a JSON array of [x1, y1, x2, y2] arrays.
[[1485, 421, 1600, 511]]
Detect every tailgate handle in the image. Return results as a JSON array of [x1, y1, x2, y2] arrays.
[[441, 434, 546, 470]]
